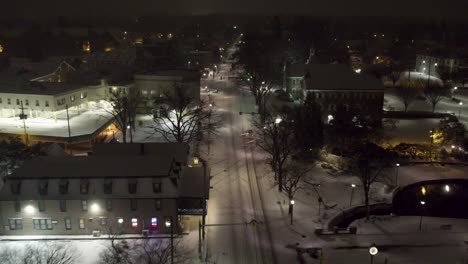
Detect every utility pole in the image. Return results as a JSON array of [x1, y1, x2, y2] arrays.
[[19, 101, 29, 145]]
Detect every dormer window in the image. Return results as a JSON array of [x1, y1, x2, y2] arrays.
[[128, 179, 137, 194], [80, 180, 89, 194], [10, 180, 21, 195], [59, 179, 69, 195], [152, 179, 162, 193], [39, 180, 48, 195], [103, 179, 113, 194]]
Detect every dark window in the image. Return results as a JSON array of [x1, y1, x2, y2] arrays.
[[8, 219, 23, 230], [130, 199, 137, 211], [65, 217, 72, 230], [10, 181, 21, 195], [152, 181, 162, 193], [59, 180, 69, 194], [60, 200, 67, 212], [33, 219, 52, 230], [103, 179, 112, 194], [35, 100, 39, 107], [128, 179, 137, 194], [7, 98, 11, 104], [38, 180, 48, 195], [80, 180, 89, 194], [16, 99, 20, 105], [81, 200, 88, 211], [106, 200, 112, 211], [14, 200, 21, 213], [38, 200, 45, 212], [25, 99, 29, 106], [155, 199, 162, 211], [45, 101, 49, 107]]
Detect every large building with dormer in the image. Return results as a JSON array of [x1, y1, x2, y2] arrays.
[[0, 143, 209, 236]]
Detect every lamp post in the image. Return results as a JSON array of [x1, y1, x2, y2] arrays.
[[290, 199, 295, 225], [419, 200, 426, 231], [350, 184, 356, 206], [395, 163, 400, 186], [459, 101, 463, 119], [369, 244, 378, 264], [165, 217, 174, 264], [429, 130, 434, 161]]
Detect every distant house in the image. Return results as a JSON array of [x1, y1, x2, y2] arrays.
[[134, 69, 201, 111], [285, 63, 385, 125], [0, 143, 209, 236], [415, 54, 461, 77]]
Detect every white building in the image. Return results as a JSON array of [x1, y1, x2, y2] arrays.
[[415, 54, 461, 77]]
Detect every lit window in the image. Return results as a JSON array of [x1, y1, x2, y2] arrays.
[[151, 217, 158, 228], [70, 95, 75, 102], [79, 218, 85, 229], [33, 219, 52, 230], [131, 218, 138, 227]]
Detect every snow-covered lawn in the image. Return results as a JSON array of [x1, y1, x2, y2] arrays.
[[0, 104, 113, 138]]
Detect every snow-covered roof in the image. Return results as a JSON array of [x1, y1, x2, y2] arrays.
[[92, 143, 189, 165], [300, 64, 384, 91], [8, 156, 174, 179], [0, 81, 85, 96]]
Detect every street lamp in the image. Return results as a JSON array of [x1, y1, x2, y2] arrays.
[[289, 199, 295, 225], [24, 205, 35, 214], [429, 130, 434, 161], [350, 184, 356, 206], [369, 244, 378, 264], [444, 184, 450, 193], [459, 101, 463, 118], [395, 163, 400, 186], [419, 200, 426, 231], [275, 118, 282, 124], [165, 216, 174, 264]]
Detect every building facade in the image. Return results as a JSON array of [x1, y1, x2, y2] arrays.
[[0, 143, 209, 236], [285, 63, 385, 125], [415, 54, 461, 77]]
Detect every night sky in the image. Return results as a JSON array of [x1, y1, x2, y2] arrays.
[[2, 0, 468, 18]]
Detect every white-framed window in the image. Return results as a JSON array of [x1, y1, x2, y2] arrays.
[[79, 218, 85, 229], [7, 98, 11, 104], [70, 95, 75, 102], [65, 217, 72, 230], [131, 218, 138, 228], [8, 218, 23, 230], [81, 200, 88, 211], [150, 217, 158, 228], [33, 218, 52, 230]]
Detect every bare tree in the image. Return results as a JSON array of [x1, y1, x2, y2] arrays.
[[105, 89, 141, 143], [282, 163, 310, 213], [254, 114, 297, 192], [99, 219, 131, 264], [395, 84, 418, 112], [424, 85, 450, 112], [0, 242, 79, 264], [131, 238, 190, 264], [152, 86, 216, 144], [388, 71, 401, 87]]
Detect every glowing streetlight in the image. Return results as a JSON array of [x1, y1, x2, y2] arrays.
[[395, 163, 400, 186], [459, 101, 463, 118], [421, 186, 426, 196], [24, 205, 35, 214], [369, 244, 378, 264], [90, 203, 100, 213], [289, 199, 295, 225], [444, 184, 450, 192], [118, 218, 124, 224], [419, 200, 426, 231], [350, 184, 356, 206], [209, 104, 213, 108], [275, 118, 282, 124]]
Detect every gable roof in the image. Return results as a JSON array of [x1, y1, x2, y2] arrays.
[[7, 156, 175, 179], [289, 63, 384, 91]]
